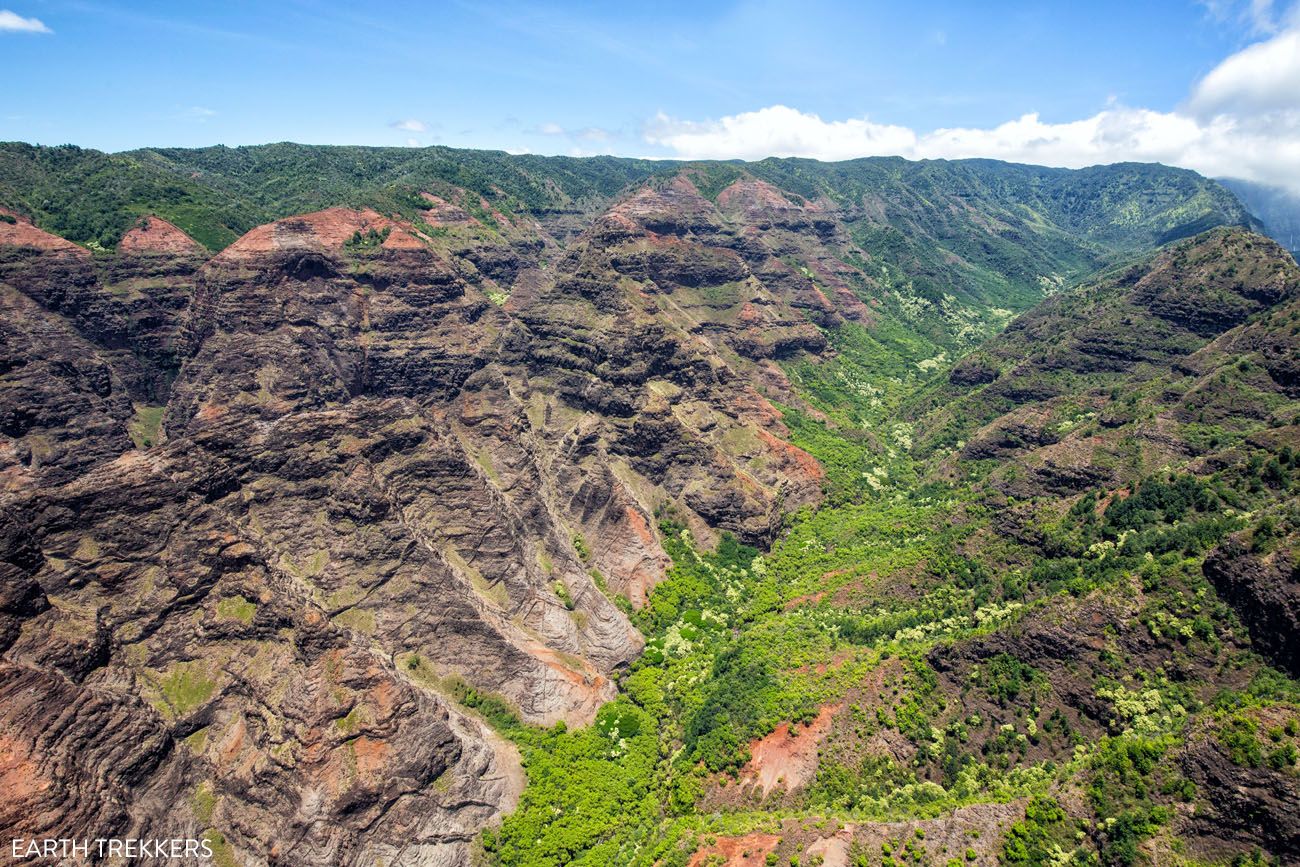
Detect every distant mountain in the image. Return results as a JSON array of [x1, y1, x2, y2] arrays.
[[0, 142, 1259, 360], [914, 226, 1300, 492], [1219, 177, 1300, 256]]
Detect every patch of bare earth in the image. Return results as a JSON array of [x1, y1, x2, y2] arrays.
[[742, 704, 839, 798], [215, 207, 426, 260], [118, 215, 205, 254], [687, 833, 780, 867], [0, 208, 88, 256]]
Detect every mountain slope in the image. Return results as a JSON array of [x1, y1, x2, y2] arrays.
[[488, 228, 1300, 867], [1, 144, 1296, 867], [0, 143, 1256, 352], [912, 227, 1300, 494]]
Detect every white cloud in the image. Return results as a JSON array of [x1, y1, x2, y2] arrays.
[[536, 122, 613, 142], [1189, 28, 1300, 115], [1200, 0, 1296, 34], [643, 26, 1300, 195], [0, 9, 51, 33], [390, 119, 428, 133], [646, 105, 917, 162], [178, 106, 217, 122], [1250, 0, 1281, 32]]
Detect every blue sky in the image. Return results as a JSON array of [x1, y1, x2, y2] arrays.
[[2, 1, 1299, 190]]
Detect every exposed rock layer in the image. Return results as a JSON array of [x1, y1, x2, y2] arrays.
[[0, 192, 832, 863]]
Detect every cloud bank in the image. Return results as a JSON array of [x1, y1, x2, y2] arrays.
[[645, 25, 1300, 195], [390, 119, 428, 133], [0, 9, 51, 33]]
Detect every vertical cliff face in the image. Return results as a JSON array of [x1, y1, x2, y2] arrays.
[[0, 196, 828, 863]]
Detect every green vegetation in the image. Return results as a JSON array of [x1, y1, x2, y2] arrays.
[[154, 662, 218, 717], [191, 781, 217, 825], [344, 226, 390, 248], [682, 162, 745, 201], [1001, 796, 1086, 864], [484, 363, 1300, 864], [0, 142, 1249, 258], [0, 141, 674, 250], [128, 403, 165, 448], [215, 594, 257, 624]]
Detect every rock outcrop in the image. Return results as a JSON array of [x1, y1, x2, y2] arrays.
[[1204, 534, 1300, 677], [0, 200, 828, 864]]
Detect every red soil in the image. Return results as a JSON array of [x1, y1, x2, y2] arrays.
[[783, 590, 827, 611], [118, 215, 205, 254], [0, 208, 89, 256], [1097, 486, 1131, 514], [216, 207, 425, 260], [687, 833, 781, 867], [623, 503, 655, 546], [757, 428, 825, 484], [0, 734, 50, 803], [353, 736, 389, 779], [741, 704, 839, 796]]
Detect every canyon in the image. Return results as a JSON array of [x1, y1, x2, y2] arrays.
[[2, 144, 1299, 865]]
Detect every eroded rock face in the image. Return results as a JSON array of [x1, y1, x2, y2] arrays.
[[0, 202, 828, 863], [1204, 534, 1300, 677], [1, 433, 534, 864], [1180, 726, 1300, 860]]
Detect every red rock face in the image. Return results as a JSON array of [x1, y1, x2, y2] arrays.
[[117, 216, 205, 255], [0, 208, 88, 256], [716, 178, 815, 214], [215, 207, 425, 260]]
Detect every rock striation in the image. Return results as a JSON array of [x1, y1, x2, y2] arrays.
[[0, 195, 830, 864]]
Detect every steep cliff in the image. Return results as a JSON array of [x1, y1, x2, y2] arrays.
[[0, 191, 828, 863]]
